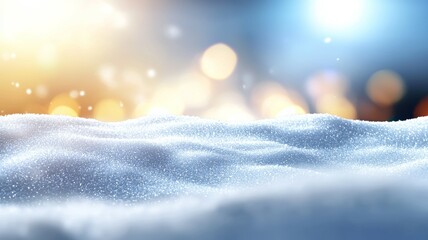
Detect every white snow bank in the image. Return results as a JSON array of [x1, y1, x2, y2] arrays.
[[1, 114, 428, 239]]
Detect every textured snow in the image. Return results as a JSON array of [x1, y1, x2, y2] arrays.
[[1, 114, 428, 239]]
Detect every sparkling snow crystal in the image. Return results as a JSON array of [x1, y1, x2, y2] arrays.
[[1, 114, 428, 239]]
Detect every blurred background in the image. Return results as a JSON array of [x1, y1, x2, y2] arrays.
[[1, 0, 428, 122]]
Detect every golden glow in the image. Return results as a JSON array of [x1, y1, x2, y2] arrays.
[[261, 94, 293, 117], [150, 86, 185, 115], [0, 0, 132, 119], [35, 85, 49, 98], [132, 102, 151, 118], [51, 106, 78, 117], [200, 43, 238, 80], [0, 1, 416, 122], [98, 65, 117, 89], [306, 70, 358, 119], [277, 105, 306, 117], [253, 81, 308, 118], [24, 103, 47, 114], [1, 0, 129, 41], [37, 44, 58, 69], [49, 93, 80, 116], [316, 95, 357, 119], [367, 70, 405, 106], [93, 99, 125, 122], [177, 71, 213, 109]]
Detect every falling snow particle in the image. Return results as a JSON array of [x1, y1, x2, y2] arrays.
[[147, 69, 157, 78], [324, 37, 332, 44]]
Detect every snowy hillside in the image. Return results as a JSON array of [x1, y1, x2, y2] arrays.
[[1, 114, 428, 240]]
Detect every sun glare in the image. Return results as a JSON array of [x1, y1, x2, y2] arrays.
[[312, 0, 364, 32], [1, 0, 128, 43], [2, 0, 77, 40]]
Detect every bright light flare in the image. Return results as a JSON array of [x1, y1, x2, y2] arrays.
[[316, 95, 357, 119], [312, 0, 364, 32], [94, 99, 125, 122], [2, 0, 76, 40], [51, 106, 79, 117], [150, 85, 185, 115], [200, 43, 238, 80], [1, 0, 128, 42], [366, 70, 405, 106], [48, 93, 80, 117], [253, 82, 308, 118]]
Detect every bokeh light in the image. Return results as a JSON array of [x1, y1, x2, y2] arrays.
[[306, 71, 348, 100], [316, 95, 357, 119], [1, 1, 426, 122], [94, 99, 125, 122], [51, 106, 78, 117], [253, 81, 308, 118], [200, 43, 238, 81], [305, 70, 357, 119], [366, 70, 406, 106], [49, 94, 80, 117], [177, 71, 213, 109], [149, 85, 186, 115], [204, 91, 254, 122]]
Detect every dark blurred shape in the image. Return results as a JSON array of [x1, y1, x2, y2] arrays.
[[414, 97, 428, 117], [359, 100, 393, 121]]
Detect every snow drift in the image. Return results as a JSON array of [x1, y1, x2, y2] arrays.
[[1, 114, 428, 239]]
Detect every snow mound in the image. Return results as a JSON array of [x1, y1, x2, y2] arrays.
[[1, 114, 428, 239]]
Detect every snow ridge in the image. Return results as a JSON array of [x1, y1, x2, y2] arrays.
[[1, 114, 428, 239]]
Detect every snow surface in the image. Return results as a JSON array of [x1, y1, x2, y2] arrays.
[[1, 114, 428, 239]]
